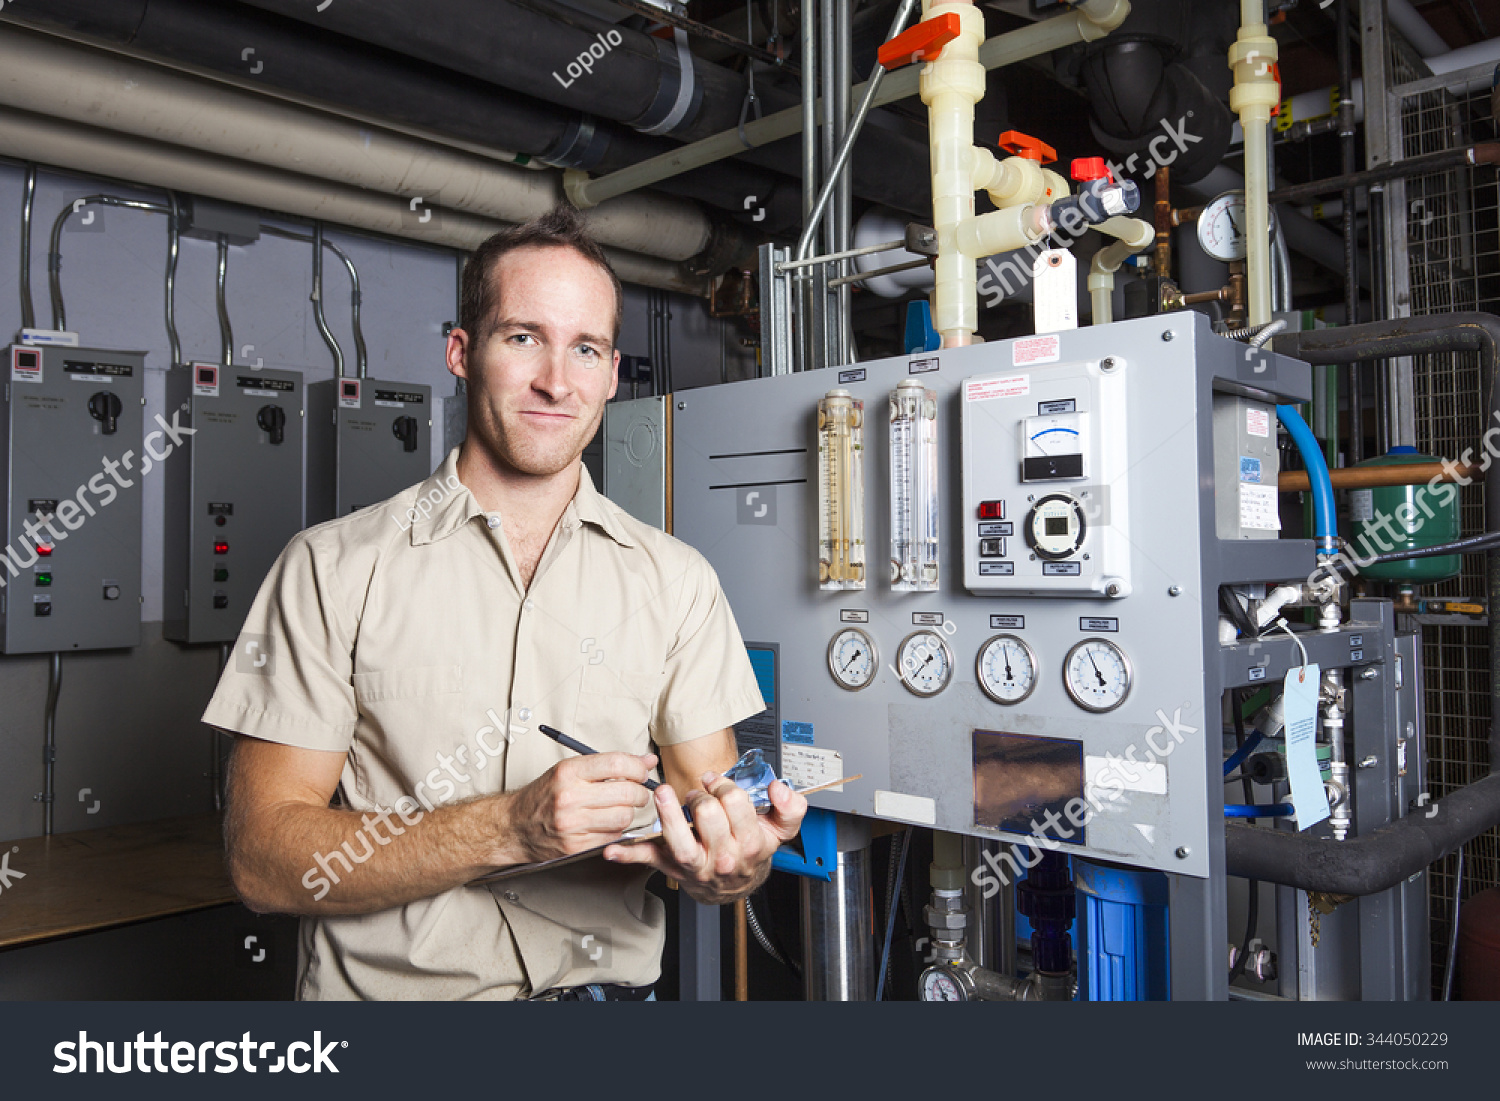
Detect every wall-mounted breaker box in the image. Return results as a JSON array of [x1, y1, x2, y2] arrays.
[[163, 364, 306, 644], [307, 377, 431, 522], [2, 344, 146, 653]]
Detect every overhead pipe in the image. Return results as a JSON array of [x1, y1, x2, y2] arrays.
[[0, 0, 818, 229], [1273, 313, 1500, 773], [569, 0, 1132, 209], [47, 193, 172, 331], [1267, 143, 1500, 206], [0, 27, 736, 267], [0, 107, 713, 297], [1226, 773, 1500, 895]]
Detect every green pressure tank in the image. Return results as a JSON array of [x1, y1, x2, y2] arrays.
[[1347, 446, 1461, 583]]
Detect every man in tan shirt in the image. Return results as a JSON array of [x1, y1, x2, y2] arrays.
[[207, 205, 805, 1000]]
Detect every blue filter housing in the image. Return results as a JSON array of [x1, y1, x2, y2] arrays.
[[1076, 859, 1171, 1001]]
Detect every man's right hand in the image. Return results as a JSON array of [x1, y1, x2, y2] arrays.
[[501, 752, 657, 864]]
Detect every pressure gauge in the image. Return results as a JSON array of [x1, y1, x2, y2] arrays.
[[827, 627, 878, 691], [1024, 493, 1087, 560], [919, 966, 969, 1002], [1063, 638, 1133, 713], [897, 629, 953, 697], [976, 634, 1038, 705], [1196, 191, 1279, 263]]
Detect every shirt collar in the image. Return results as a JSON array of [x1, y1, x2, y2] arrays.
[[409, 447, 635, 549]]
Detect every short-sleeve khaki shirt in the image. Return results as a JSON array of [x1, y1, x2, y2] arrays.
[[204, 447, 764, 1000]]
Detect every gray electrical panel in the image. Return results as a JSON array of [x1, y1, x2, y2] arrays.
[[163, 363, 305, 644], [671, 313, 1314, 880], [307, 376, 432, 521], [2, 344, 146, 653], [603, 396, 668, 529]]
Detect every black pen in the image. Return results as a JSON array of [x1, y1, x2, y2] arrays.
[[539, 724, 661, 791]]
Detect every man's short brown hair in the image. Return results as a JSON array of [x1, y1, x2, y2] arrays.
[[459, 204, 623, 349]]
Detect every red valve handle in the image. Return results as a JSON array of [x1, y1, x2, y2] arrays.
[[877, 12, 962, 70], [997, 130, 1058, 165], [1070, 156, 1113, 183]]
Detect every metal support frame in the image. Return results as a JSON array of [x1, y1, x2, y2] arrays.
[[679, 895, 722, 1001]]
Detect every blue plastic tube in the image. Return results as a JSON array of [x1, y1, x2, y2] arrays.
[[1224, 803, 1295, 818], [1277, 404, 1336, 558]]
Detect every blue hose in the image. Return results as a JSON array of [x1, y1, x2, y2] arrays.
[[1277, 405, 1337, 558], [1224, 803, 1295, 819], [1223, 728, 1265, 776]]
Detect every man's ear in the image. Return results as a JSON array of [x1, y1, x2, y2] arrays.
[[446, 328, 472, 382], [607, 348, 620, 402]]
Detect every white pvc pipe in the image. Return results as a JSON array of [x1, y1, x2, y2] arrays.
[[1231, 0, 1277, 327], [0, 25, 714, 263], [0, 106, 707, 296], [1088, 217, 1153, 324], [1387, 0, 1450, 59]]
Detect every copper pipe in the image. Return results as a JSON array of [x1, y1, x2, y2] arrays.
[[1172, 204, 1204, 227], [1182, 287, 1230, 306], [734, 898, 749, 1001], [1279, 460, 1479, 492], [1153, 164, 1172, 279]]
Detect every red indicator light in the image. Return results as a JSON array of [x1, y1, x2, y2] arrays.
[[37, 544, 53, 557], [213, 541, 229, 555], [977, 501, 1005, 520]]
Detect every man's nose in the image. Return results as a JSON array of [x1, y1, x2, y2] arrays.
[[532, 351, 572, 401]]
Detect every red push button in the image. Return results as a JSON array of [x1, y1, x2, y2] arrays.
[[37, 544, 53, 557], [977, 501, 1005, 520], [213, 541, 229, 555]]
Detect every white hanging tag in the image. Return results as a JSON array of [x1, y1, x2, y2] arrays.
[[1032, 248, 1078, 335], [1282, 662, 1330, 830]]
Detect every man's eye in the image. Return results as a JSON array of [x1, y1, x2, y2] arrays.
[[509, 333, 536, 345]]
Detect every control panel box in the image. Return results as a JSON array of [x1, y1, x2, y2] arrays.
[[163, 364, 306, 644], [960, 356, 1131, 597], [2, 344, 146, 653], [307, 377, 432, 522], [671, 314, 1313, 879]]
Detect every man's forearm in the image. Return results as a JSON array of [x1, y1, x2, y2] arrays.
[[228, 794, 525, 916]]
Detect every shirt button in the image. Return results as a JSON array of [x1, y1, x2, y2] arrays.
[[503, 891, 519, 902], [518, 707, 531, 721], [486, 514, 501, 529], [523, 599, 535, 612]]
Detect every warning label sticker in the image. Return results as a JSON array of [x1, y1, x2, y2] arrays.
[[965, 374, 1030, 403], [1246, 407, 1271, 438], [1012, 334, 1061, 366]]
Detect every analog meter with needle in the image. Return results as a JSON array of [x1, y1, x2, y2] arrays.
[[919, 967, 969, 1002], [827, 626, 878, 691], [976, 634, 1038, 704], [1063, 638, 1132, 712], [897, 629, 953, 697], [1196, 191, 1278, 263]]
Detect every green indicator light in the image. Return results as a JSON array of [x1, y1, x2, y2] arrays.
[[213, 568, 229, 582], [36, 572, 51, 586]]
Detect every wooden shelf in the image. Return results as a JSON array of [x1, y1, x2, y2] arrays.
[[0, 814, 236, 950]]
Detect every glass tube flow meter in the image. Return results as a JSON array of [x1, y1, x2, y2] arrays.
[[818, 388, 865, 590], [890, 379, 939, 591]]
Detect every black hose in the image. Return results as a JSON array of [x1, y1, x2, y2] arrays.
[[1351, 530, 1500, 567], [1219, 586, 1259, 640], [1226, 772, 1500, 895], [745, 891, 799, 975]]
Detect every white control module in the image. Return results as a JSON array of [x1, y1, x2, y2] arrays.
[[960, 355, 1131, 598]]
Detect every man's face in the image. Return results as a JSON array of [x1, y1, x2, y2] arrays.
[[448, 245, 619, 477]]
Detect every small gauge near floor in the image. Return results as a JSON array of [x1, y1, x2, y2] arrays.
[[827, 626, 878, 691], [975, 634, 1038, 704], [897, 629, 953, 697], [1063, 637, 1132, 712], [919, 966, 969, 1002]]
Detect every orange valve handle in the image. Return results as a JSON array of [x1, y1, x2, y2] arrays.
[[877, 12, 962, 70], [997, 130, 1057, 165]]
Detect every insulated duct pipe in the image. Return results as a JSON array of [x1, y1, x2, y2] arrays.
[[0, 27, 731, 266], [0, 108, 712, 296], [1272, 313, 1500, 773], [1226, 773, 1500, 895], [0, 0, 809, 229]]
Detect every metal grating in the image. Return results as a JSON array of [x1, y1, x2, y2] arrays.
[[1397, 76, 1500, 993]]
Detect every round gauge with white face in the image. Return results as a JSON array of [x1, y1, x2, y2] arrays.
[[1063, 638, 1133, 713], [920, 967, 968, 1002], [1197, 191, 1250, 261], [827, 627, 878, 691], [976, 634, 1038, 705], [897, 629, 953, 697]]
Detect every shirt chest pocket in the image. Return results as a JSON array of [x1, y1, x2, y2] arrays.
[[351, 664, 465, 747], [572, 665, 666, 754]]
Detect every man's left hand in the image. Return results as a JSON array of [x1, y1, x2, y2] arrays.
[[603, 773, 807, 904]]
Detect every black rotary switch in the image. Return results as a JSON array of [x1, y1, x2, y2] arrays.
[[88, 391, 122, 435], [393, 415, 419, 453], [257, 403, 287, 445]]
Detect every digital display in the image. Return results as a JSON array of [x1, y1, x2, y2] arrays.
[[1045, 516, 1069, 536]]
